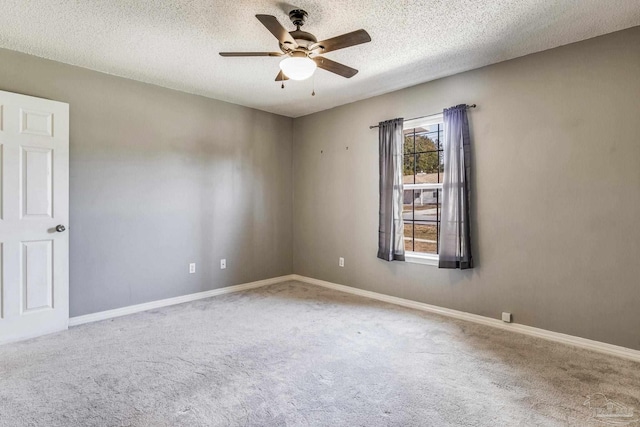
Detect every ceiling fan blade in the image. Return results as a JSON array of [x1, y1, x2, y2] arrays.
[[256, 14, 298, 48], [310, 29, 371, 53], [219, 52, 283, 57], [275, 70, 289, 81], [313, 57, 358, 78]]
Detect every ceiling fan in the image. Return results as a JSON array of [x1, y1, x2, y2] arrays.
[[219, 10, 371, 83]]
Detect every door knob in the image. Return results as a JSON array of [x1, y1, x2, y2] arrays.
[[56, 225, 66, 232]]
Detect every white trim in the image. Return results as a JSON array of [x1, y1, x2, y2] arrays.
[[69, 275, 296, 327], [404, 183, 443, 191], [404, 113, 444, 129], [405, 252, 439, 266], [67, 273, 640, 363], [290, 275, 640, 363]]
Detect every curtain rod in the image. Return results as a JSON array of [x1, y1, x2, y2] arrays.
[[368, 104, 477, 129]]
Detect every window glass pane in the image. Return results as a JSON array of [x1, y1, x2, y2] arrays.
[[413, 224, 438, 254], [414, 131, 437, 153], [415, 125, 438, 142], [414, 193, 440, 222], [403, 155, 415, 184], [403, 223, 415, 252], [402, 189, 414, 220], [436, 126, 443, 150], [403, 130, 414, 155], [414, 152, 440, 183]]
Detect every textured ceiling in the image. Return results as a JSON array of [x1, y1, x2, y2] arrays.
[[0, 1, 639, 117]]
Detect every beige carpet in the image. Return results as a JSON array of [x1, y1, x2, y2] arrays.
[[1, 281, 639, 426]]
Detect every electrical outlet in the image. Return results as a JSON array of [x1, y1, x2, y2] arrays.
[[189, 263, 196, 274], [502, 312, 512, 323], [339, 257, 345, 267], [220, 259, 226, 269]]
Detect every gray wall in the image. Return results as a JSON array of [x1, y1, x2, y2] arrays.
[[0, 48, 293, 317], [292, 27, 640, 349], [1, 27, 637, 348]]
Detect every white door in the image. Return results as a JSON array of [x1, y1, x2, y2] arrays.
[[0, 90, 69, 344]]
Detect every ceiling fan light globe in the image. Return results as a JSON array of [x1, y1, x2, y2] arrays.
[[279, 56, 316, 80]]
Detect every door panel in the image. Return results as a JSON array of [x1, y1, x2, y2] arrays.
[[0, 243, 3, 319], [20, 108, 54, 137], [0, 143, 3, 220], [0, 90, 69, 344], [21, 147, 53, 218], [22, 240, 53, 312]]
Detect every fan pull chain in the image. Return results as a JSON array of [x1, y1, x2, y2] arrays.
[[311, 73, 316, 96]]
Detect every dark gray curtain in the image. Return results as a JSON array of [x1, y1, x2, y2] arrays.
[[439, 105, 473, 269], [377, 118, 405, 261]]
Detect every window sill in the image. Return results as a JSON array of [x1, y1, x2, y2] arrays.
[[405, 252, 439, 267]]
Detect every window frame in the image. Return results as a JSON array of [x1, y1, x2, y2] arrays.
[[402, 113, 444, 266]]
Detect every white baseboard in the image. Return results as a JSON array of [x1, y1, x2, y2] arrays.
[[68, 273, 640, 363], [69, 275, 297, 327], [291, 274, 640, 363]]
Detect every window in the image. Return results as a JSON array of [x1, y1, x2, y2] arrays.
[[402, 114, 444, 265]]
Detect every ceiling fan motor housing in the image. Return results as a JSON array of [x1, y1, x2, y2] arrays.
[[281, 10, 316, 51], [288, 30, 317, 50], [289, 9, 308, 28]]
